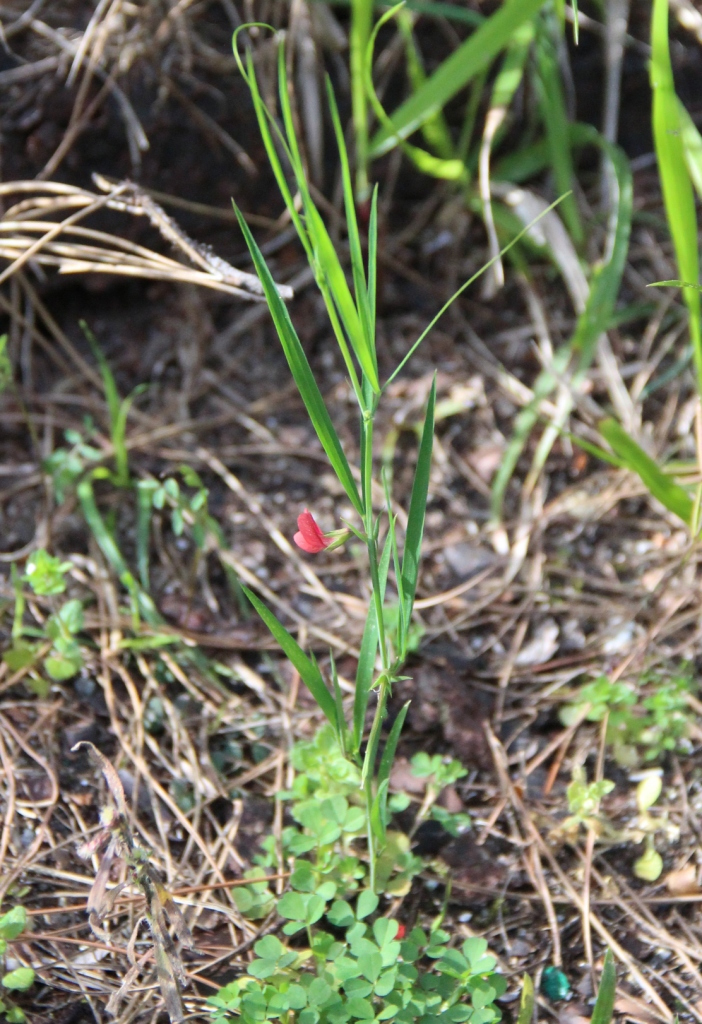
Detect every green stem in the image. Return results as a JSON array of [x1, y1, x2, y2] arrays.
[[359, 405, 396, 890], [351, 0, 373, 201], [365, 784, 376, 893], [362, 409, 388, 673]]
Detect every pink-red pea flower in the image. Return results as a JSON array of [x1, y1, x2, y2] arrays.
[[294, 509, 331, 554]]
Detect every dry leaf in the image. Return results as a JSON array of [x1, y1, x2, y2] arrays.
[[72, 741, 128, 817], [664, 863, 700, 896]]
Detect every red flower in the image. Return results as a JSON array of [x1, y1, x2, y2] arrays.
[[294, 509, 331, 554], [396, 923, 406, 939]]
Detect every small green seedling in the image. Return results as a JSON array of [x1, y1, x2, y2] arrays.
[[3, 550, 85, 693], [561, 766, 615, 840], [407, 753, 470, 837], [0, 905, 34, 1022], [561, 669, 696, 766]]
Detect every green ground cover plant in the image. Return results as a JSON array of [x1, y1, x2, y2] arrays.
[[208, 728, 506, 1024], [0, 906, 34, 1023], [560, 666, 697, 766]]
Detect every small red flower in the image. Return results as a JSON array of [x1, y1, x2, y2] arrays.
[[396, 923, 406, 939], [294, 509, 331, 554]]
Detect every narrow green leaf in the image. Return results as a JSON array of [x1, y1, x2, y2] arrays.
[[237, 44, 312, 262], [679, 101, 702, 198], [330, 653, 347, 753], [651, 0, 702, 383], [369, 0, 546, 157], [234, 208, 363, 516], [397, 9, 455, 159], [327, 81, 376, 379], [591, 950, 616, 1024], [350, 0, 374, 199], [367, 186, 379, 334], [112, 384, 147, 486], [649, 279, 702, 291], [370, 777, 389, 843], [535, 20, 583, 244], [81, 321, 120, 442], [276, 50, 379, 394], [308, 203, 381, 393], [77, 475, 161, 626], [362, 15, 468, 184], [136, 480, 156, 589], [400, 378, 435, 624], [378, 700, 410, 787], [241, 585, 338, 728], [572, 136, 632, 365], [516, 975, 534, 1024], [353, 531, 392, 753], [599, 417, 693, 525]]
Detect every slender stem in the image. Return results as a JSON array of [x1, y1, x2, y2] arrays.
[[362, 408, 388, 673], [359, 404, 392, 890], [365, 785, 376, 893]]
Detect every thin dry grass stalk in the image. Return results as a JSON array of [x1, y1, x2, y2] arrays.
[[0, 179, 293, 300]]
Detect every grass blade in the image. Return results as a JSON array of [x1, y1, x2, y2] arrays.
[[370, 778, 389, 843], [651, 0, 702, 383], [572, 137, 632, 365], [591, 950, 617, 1024], [363, 7, 468, 182], [81, 320, 120, 442], [369, 0, 546, 158], [378, 700, 410, 788], [516, 975, 535, 1024], [241, 584, 338, 729], [535, 20, 583, 244], [397, 9, 455, 159], [235, 42, 312, 263], [330, 653, 347, 752], [276, 51, 379, 394], [351, 0, 373, 199], [77, 474, 160, 626], [400, 378, 435, 625], [327, 81, 376, 377], [599, 417, 693, 525], [679, 101, 702, 198], [367, 185, 378, 333], [136, 480, 156, 589], [371, 701, 410, 842], [234, 207, 363, 517], [480, 20, 533, 286]]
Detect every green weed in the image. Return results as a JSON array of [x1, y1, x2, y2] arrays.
[[0, 905, 34, 1023], [3, 549, 85, 694], [560, 668, 696, 766], [208, 729, 504, 1024]]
